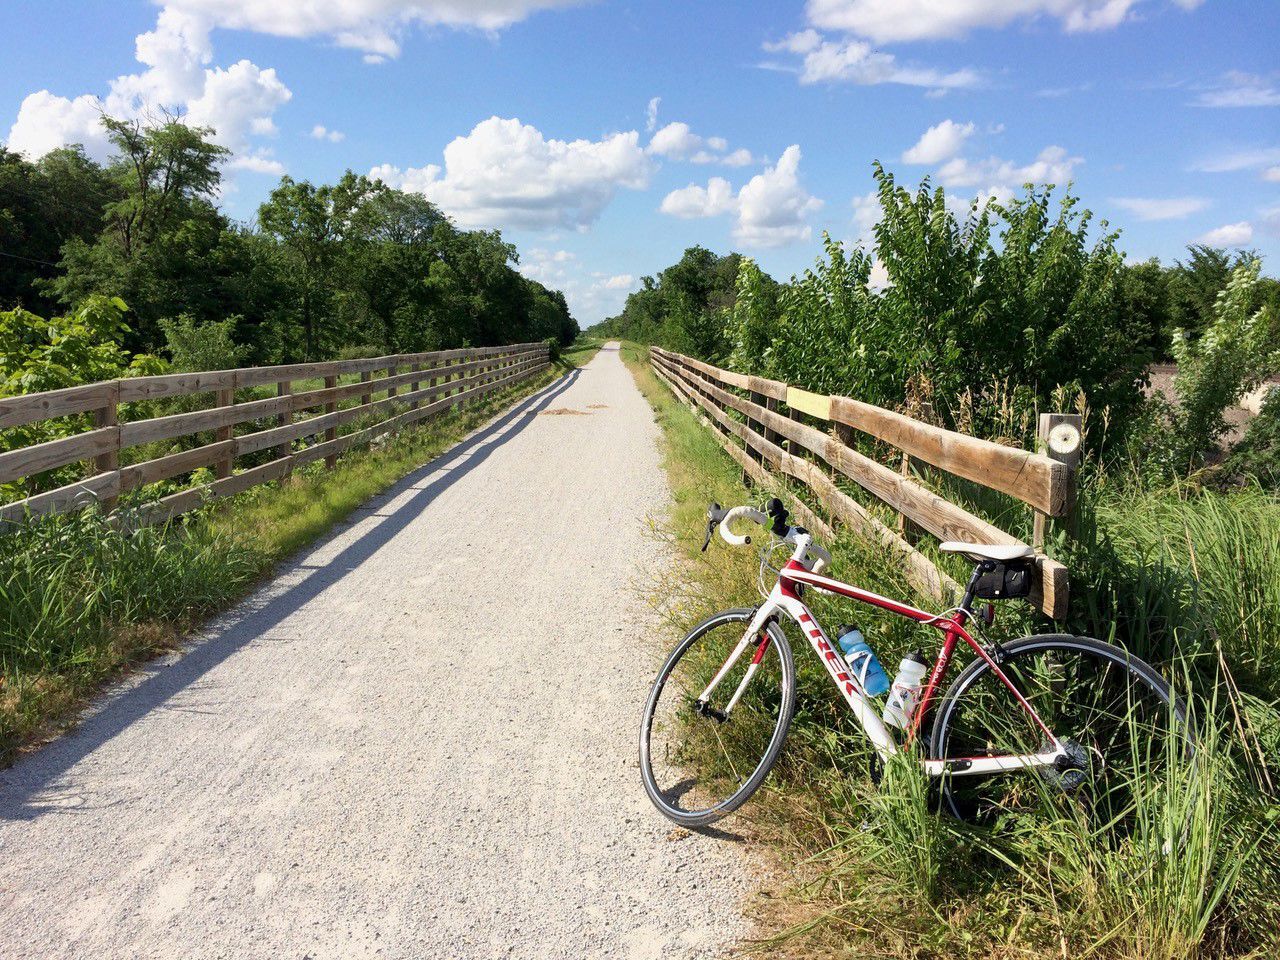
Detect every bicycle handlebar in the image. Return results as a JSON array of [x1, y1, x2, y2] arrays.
[[714, 502, 833, 575], [718, 505, 769, 546]]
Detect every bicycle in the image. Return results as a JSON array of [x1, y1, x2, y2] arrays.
[[639, 498, 1191, 827]]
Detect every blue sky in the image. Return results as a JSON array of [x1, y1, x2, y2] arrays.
[[2, 0, 1278, 324]]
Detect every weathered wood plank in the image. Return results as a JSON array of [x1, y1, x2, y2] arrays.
[[654, 353, 1067, 615], [0, 426, 119, 485], [117, 371, 237, 403], [118, 440, 236, 492], [0, 472, 122, 523], [829, 396, 1068, 516], [0, 382, 115, 430]]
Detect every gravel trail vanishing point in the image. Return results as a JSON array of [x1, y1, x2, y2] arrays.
[[0, 343, 754, 960]]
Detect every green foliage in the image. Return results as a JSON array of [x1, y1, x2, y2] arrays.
[[2, 114, 576, 366], [1224, 389, 1280, 487], [159, 313, 247, 373], [1158, 260, 1280, 474]]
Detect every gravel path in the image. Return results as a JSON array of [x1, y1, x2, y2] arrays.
[[0, 344, 753, 959]]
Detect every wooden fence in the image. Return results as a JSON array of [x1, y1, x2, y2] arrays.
[[0, 342, 551, 527], [649, 346, 1081, 620]]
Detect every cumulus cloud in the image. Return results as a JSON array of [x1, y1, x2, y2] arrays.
[[902, 119, 976, 164], [646, 96, 661, 132], [762, 32, 980, 88], [517, 248, 634, 325], [1110, 196, 1210, 221], [1194, 72, 1280, 108], [660, 146, 824, 248], [6, 92, 111, 161], [805, 0, 1197, 44], [647, 122, 755, 166], [310, 124, 345, 142], [162, 0, 588, 58], [937, 145, 1084, 193], [1197, 221, 1254, 246], [660, 177, 737, 219], [370, 116, 652, 232], [5, 8, 290, 169]]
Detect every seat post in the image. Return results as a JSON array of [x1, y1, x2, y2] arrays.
[[959, 559, 998, 616]]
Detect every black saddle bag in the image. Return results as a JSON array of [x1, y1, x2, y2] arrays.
[[973, 559, 1035, 600]]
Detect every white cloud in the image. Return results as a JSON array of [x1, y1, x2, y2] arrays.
[[851, 190, 882, 242], [370, 116, 652, 232], [1197, 221, 1254, 246], [660, 177, 736, 219], [163, 0, 588, 58], [1194, 72, 1280, 108], [645, 96, 661, 132], [937, 145, 1083, 193], [1264, 166, 1280, 183], [763, 32, 980, 88], [805, 0, 1195, 44], [647, 121, 755, 167], [1191, 147, 1280, 174], [868, 259, 891, 290], [310, 124, 345, 142], [660, 146, 823, 248], [227, 151, 286, 174], [6, 91, 112, 161], [1110, 196, 1210, 221], [517, 247, 634, 325], [5, 9, 290, 169], [902, 119, 976, 164]]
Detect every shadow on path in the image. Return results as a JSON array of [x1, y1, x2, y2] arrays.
[[0, 369, 582, 821]]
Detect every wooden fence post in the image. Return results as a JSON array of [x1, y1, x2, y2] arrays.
[[387, 362, 398, 402], [323, 375, 338, 469], [276, 380, 292, 468], [360, 370, 372, 409], [1033, 412, 1082, 550], [93, 381, 120, 512], [214, 381, 235, 480], [409, 362, 422, 411]]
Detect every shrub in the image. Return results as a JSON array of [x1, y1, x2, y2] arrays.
[[1224, 389, 1280, 487]]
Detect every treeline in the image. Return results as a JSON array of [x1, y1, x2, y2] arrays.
[[594, 165, 1280, 479], [0, 115, 577, 370]]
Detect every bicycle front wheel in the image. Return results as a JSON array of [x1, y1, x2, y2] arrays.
[[640, 609, 794, 827], [929, 634, 1192, 825]]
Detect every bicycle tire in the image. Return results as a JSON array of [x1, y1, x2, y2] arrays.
[[639, 608, 795, 827], [928, 633, 1192, 823]]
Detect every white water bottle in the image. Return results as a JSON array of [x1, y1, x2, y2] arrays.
[[882, 651, 930, 730]]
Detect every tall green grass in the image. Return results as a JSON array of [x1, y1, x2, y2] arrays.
[[623, 342, 1280, 960]]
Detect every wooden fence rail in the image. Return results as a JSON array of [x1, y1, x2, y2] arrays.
[[0, 342, 551, 527], [649, 346, 1080, 620]]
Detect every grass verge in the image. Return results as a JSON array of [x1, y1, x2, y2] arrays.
[[619, 340, 1280, 960], [0, 351, 590, 762]]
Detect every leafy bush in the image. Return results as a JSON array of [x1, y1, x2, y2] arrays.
[[1165, 260, 1280, 472], [1225, 389, 1280, 486], [159, 313, 247, 373]]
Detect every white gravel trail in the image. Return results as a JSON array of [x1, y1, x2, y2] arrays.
[[0, 344, 753, 960]]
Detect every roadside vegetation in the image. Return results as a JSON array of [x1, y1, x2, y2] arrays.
[[604, 170, 1280, 958], [621, 341, 1280, 959]]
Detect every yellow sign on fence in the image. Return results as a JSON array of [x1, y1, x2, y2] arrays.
[[785, 386, 832, 421]]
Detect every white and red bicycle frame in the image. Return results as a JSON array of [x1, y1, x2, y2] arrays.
[[701, 507, 1067, 778]]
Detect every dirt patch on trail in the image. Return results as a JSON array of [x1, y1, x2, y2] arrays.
[[588, 404, 609, 410], [536, 407, 590, 416]]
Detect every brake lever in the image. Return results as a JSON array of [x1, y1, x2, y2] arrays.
[[702, 502, 726, 552]]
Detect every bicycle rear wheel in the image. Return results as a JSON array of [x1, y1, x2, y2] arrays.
[[928, 634, 1192, 825], [640, 609, 794, 827]]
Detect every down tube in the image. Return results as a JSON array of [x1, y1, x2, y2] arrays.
[[779, 595, 898, 760]]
